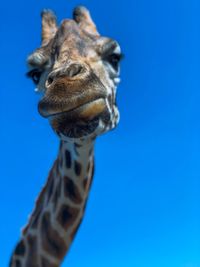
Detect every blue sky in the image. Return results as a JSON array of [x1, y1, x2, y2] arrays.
[[0, 0, 200, 266]]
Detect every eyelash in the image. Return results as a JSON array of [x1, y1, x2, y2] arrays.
[[26, 69, 42, 85]]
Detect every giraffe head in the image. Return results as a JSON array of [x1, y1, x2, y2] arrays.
[[27, 6, 122, 140]]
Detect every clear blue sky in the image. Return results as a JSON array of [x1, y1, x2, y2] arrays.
[[0, 0, 200, 266]]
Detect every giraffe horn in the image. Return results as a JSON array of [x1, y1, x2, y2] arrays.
[[73, 6, 99, 36], [41, 9, 58, 46]]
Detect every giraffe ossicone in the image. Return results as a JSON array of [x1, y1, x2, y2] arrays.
[[10, 5, 122, 267]]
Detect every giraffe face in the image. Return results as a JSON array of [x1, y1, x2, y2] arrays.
[[27, 7, 122, 139]]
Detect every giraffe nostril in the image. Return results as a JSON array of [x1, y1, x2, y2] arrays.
[[46, 64, 84, 88], [67, 64, 83, 78], [46, 75, 54, 88], [48, 76, 54, 84]]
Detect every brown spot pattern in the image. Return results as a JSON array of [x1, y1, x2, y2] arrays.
[[15, 259, 22, 267], [63, 176, 82, 204], [47, 178, 54, 203], [25, 235, 39, 267], [74, 160, 82, 176], [32, 208, 42, 229], [56, 204, 79, 231], [53, 178, 62, 210], [14, 239, 26, 256], [41, 212, 67, 260], [65, 150, 72, 168]]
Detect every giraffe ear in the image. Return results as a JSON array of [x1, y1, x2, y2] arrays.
[[73, 6, 99, 36], [41, 9, 58, 46]]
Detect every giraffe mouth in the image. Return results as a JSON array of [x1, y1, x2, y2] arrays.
[[48, 98, 111, 138], [48, 98, 107, 121]]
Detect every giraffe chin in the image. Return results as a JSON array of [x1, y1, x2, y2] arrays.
[[49, 98, 111, 138]]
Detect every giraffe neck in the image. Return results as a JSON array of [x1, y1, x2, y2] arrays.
[[10, 139, 95, 267]]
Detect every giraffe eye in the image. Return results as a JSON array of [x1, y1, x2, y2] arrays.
[[27, 69, 42, 85], [106, 53, 122, 71]]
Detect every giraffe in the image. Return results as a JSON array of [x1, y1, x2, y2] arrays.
[[10, 6, 122, 267]]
